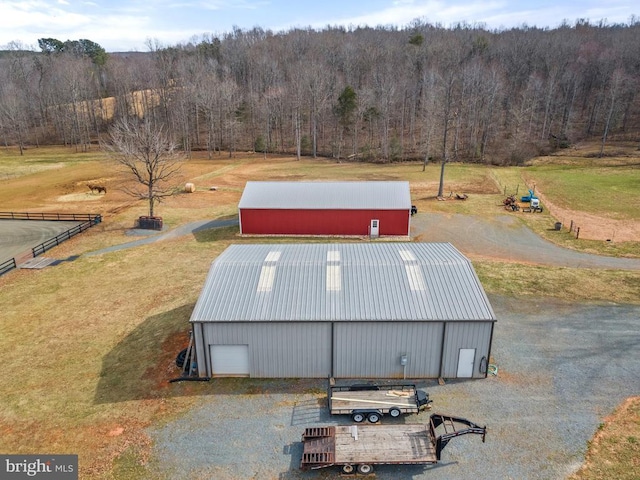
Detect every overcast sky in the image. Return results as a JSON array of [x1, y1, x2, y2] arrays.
[[1, 0, 638, 52]]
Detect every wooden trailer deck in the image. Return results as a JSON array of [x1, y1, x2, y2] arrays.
[[329, 386, 419, 412], [334, 424, 437, 465], [300, 414, 487, 471], [301, 424, 437, 468]]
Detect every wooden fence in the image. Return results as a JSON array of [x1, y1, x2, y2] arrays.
[[0, 258, 16, 276], [0, 212, 99, 221], [0, 213, 102, 276]]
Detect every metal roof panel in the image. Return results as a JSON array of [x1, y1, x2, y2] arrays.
[[190, 243, 496, 323], [238, 181, 411, 210]]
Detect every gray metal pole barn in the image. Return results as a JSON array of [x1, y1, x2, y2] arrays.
[[190, 243, 496, 380]]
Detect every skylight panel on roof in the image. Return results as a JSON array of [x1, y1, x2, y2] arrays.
[[326, 265, 341, 291], [399, 249, 417, 262], [265, 251, 282, 263], [257, 265, 276, 292], [398, 247, 426, 291], [326, 249, 341, 291], [257, 250, 281, 292], [405, 265, 426, 291], [327, 250, 340, 262]]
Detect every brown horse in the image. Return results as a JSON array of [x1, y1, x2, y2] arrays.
[[87, 184, 107, 194]]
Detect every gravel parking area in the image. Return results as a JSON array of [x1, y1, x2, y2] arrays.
[[148, 296, 640, 479]]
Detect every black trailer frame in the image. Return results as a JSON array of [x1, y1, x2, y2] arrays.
[[328, 383, 431, 423]]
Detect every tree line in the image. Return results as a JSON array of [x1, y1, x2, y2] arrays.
[[1, 18, 639, 164]]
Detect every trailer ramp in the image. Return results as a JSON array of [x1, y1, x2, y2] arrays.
[[301, 426, 336, 468]]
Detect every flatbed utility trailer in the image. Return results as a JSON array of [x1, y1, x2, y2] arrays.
[[300, 413, 486, 475], [328, 383, 431, 423]]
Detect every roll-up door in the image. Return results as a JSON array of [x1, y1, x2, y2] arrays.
[[210, 344, 250, 376]]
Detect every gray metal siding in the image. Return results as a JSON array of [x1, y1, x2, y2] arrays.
[[238, 181, 411, 210], [333, 322, 444, 378], [193, 322, 207, 377], [441, 322, 494, 379], [202, 322, 332, 378]]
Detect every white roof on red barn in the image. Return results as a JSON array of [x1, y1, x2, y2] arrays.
[[238, 181, 411, 210], [190, 243, 496, 323]]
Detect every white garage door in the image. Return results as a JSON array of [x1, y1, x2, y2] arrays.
[[210, 344, 250, 376]]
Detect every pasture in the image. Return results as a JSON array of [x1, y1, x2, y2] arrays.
[[0, 144, 638, 478]]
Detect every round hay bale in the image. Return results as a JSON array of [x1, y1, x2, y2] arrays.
[[184, 182, 196, 193]]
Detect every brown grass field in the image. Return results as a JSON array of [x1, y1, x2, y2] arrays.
[[0, 144, 638, 478]]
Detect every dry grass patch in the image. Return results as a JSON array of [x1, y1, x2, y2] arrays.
[[1, 144, 639, 478], [474, 261, 640, 305], [570, 397, 640, 480], [0, 236, 230, 478]]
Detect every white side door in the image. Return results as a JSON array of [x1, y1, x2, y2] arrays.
[[457, 348, 476, 378], [370, 219, 379, 238]]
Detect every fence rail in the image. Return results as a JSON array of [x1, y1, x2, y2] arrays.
[[0, 212, 102, 277], [0, 258, 16, 276], [0, 212, 99, 222], [32, 220, 96, 256]]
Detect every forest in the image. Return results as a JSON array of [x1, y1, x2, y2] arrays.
[[1, 18, 639, 165]]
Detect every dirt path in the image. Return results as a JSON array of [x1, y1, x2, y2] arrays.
[[534, 190, 640, 242]]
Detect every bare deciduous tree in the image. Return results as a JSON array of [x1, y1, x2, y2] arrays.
[[3, 21, 640, 164], [103, 117, 184, 217]]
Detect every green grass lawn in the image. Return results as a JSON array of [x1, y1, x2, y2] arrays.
[[525, 164, 640, 219]]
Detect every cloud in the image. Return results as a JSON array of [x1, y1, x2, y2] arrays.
[[1, 0, 637, 52], [309, 0, 507, 29], [309, 0, 636, 31]]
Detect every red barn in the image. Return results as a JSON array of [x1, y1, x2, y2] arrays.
[[238, 181, 412, 236]]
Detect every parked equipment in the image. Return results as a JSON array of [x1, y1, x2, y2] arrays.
[[328, 383, 431, 423], [520, 189, 536, 202], [522, 197, 543, 212], [300, 413, 486, 474], [503, 191, 543, 213], [503, 195, 520, 211]]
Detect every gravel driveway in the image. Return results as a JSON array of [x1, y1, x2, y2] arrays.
[[410, 213, 640, 270], [87, 213, 640, 270], [79, 212, 636, 478], [148, 296, 640, 480]]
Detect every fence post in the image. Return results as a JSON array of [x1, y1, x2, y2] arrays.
[[576, 227, 580, 239]]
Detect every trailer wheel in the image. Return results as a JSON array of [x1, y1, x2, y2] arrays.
[[341, 464, 355, 474], [357, 464, 373, 474], [367, 412, 381, 423], [352, 412, 366, 423], [389, 407, 401, 418]]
